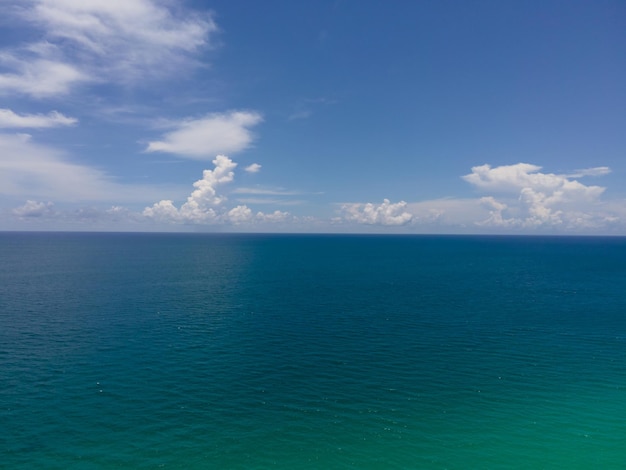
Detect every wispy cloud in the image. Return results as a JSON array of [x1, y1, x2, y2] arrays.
[[287, 110, 312, 121], [244, 163, 262, 173], [0, 108, 77, 128], [232, 186, 304, 205], [287, 97, 335, 121], [0, 51, 89, 98], [232, 187, 299, 196], [145, 111, 262, 159], [0, 0, 217, 98], [0, 132, 183, 203], [235, 198, 304, 206], [566, 167, 612, 178]]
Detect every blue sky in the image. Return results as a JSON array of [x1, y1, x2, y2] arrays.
[[1, 0, 625, 233]]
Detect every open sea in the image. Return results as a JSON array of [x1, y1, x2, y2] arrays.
[[1, 232, 625, 469]]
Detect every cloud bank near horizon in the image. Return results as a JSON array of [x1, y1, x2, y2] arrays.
[[340, 199, 413, 226], [0, 3, 622, 234], [335, 163, 620, 231], [143, 155, 290, 226], [463, 163, 617, 229], [0, 132, 184, 204], [7, 159, 623, 232]]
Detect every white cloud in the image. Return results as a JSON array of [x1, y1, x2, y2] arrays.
[[27, 0, 214, 54], [142, 199, 185, 222], [12, 200, 55, 217], [225, 205, 291, 224], [6, 201, 151, 230], [464, 163, 556, 192], [227, 204, 254, 224], [225, 206, 291, 224], [232, 187, 299, 196], [144, 155, 236, 223], [244, 163, 262, 173], [462, 163, 606, 198], [0, 132, 112, 201], [145, 111, 262, 159], [143, 156, 291, 225], [332, 162, 622, 233], [476, 196, 515, 228], [0, 54, 89, 98], [463, 162, 616, 229], [341, 198, 491, 231], [232, 186, 303, 205], [177, 154, 236, 219], [340, 199, 413, 225], [235, 198, 303, 206], [566, 167, 612, 178], [0, 108, 77, 128], [0, 132, 184, 203], [256, 210, 290, 222], [0, 0, 217, 97]]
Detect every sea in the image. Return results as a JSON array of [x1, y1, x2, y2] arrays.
[[1, 232, 625, 469]]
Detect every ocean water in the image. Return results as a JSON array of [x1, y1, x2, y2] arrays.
[[1, 233, 626, 469]]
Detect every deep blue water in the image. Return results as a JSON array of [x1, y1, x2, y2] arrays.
[[1, 232, 626, 468]]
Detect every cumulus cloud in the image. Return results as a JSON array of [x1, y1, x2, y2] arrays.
[[244, 163, 262, 173], [12, 200, 55, 217], [333, 163, 621, 233], [143, 155, 291, 225], [0, 108, 77, 128], [476, 196, 515, 228], [462, 163, 606, 198], [0, 0, 217, 97], [143, 155, 236, 222], [464, 163, 555, 192], [142, 199, 185, 222], [341, 199, 413, 225], [226, 204, 253, 224], [224, 206, 290, 225], [257, 210, 290, 222], [463, 162, 615, 229], [145, 111, 262, 159]]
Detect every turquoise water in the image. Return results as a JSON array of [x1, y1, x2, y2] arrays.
[[1, 233, 626, 468]]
